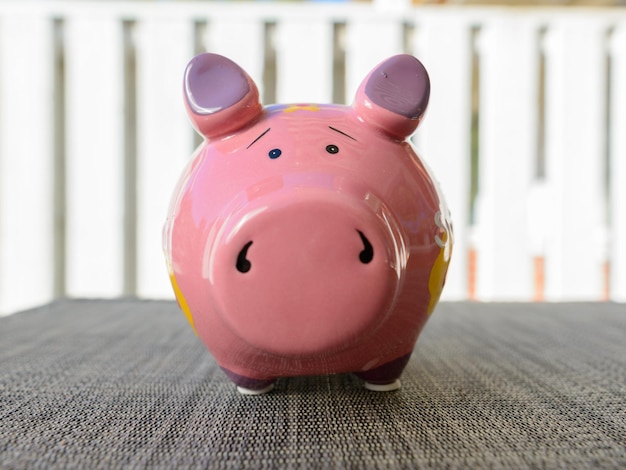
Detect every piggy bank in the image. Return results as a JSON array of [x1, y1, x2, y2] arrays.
[[163, 53, 452, 394]]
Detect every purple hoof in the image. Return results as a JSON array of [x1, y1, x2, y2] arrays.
[[354, 353, 411, 388], [221, 367, 276, 394]]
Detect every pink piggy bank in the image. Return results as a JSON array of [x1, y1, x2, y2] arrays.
[[164, 53, 452, 394]]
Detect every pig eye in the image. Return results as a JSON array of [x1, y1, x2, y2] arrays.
[[326, 144, 339, 154], [268, 148, 282, 159]]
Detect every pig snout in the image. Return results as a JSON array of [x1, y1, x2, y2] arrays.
[[208, 188, 404, 357]]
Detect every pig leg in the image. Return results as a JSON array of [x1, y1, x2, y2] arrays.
[[354, 353, 412, 392], [221, 367, 276, 395]]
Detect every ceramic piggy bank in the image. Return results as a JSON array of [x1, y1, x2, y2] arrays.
[[164, 53, 452, 395]]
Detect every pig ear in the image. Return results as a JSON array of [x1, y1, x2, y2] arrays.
[[183, 53, 262, 139], [353, 54, 430, 140]]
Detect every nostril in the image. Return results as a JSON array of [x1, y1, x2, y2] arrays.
[[357, 230, 374, 264], [236, 241, 253, 273]]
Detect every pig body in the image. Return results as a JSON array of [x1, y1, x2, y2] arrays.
[[164, 53, 452, 394]]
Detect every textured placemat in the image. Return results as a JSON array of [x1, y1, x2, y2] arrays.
[[1, 299, 624, 469]]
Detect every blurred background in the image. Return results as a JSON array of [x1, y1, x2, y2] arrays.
[[0, 0, 625, 315]]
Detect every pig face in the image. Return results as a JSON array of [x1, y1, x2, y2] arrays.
[[164, 53, 452, 394]]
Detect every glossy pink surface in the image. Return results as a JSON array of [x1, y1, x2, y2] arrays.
[[164, 53, 452, 390]]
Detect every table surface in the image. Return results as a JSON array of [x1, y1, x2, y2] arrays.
[[1, 299, 624, 469]]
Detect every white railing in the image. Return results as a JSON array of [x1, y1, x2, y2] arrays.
[[1, 1, 625, 314]]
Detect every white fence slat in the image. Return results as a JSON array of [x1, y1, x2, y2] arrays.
[[0, 17, 54, 314], [205, 16, 266, 100], [275, 19, 333, 104], [473, 19, 539, 300], [610, 24, 626, 302], [344, 18, 404, 103], [543, 20, 608, 301], [413, 15, 473, 300], [373, 0, 413, 11], [64, 17, 125, 298], [136, 18, 194, 298]]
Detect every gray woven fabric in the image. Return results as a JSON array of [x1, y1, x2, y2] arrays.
[[0, 299, 624, 469]]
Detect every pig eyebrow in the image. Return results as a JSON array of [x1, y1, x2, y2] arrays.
[[247, 128, 271, 149], [329, 126, 357, 141]]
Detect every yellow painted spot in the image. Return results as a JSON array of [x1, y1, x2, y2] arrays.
[[169, 272, 197, 334], [427, 209, 453, 315], [283, 104, 320, 113], [426, 246, 451, 315]]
